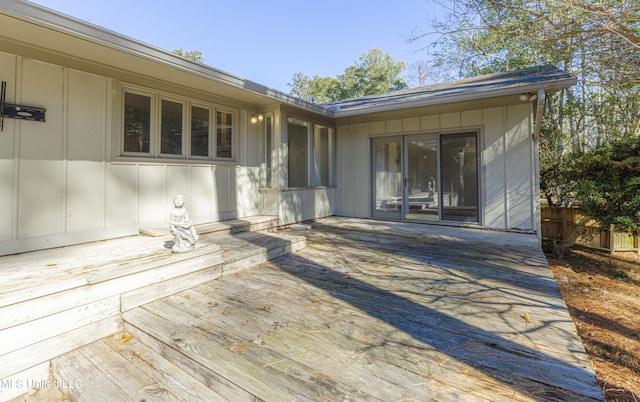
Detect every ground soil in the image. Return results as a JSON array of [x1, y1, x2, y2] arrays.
[[546, 245, 640, 401]]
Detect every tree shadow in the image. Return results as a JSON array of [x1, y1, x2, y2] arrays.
[[311, 220, 566, 301], [586, 339, 640, 375], [549, 248, 640, 287], [568, 308, 640, 341], [260, 219, 604, 400]]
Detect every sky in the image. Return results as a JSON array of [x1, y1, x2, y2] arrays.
[[30, 0, 445, 93]]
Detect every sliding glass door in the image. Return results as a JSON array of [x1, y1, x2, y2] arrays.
[[372, 136, 402, 219], [372, 132, 479, 223], [405, 134, 439, 221], [439, 133, 479, 222]]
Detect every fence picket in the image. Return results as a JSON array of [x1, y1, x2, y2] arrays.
[[541, 206, 638, 254]]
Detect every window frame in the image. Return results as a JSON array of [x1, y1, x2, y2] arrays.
[[260, 112, 275, 188], [190, 103, 213, 160], [285, 114, 335, 189], [215, 107, 235, 160], [312, 124, 334, 187], [159, 96, 187, 158], [121, 88, 156, 157], [119, 85, 236, 162]]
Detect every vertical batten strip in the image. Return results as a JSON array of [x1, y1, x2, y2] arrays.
[[62, 68, 69, 234]]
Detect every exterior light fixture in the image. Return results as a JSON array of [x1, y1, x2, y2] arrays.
[[250, 114, 264, 124], [519, 93, 538, 102]]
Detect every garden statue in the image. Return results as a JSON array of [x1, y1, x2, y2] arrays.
[[169, 194, 198, 253]]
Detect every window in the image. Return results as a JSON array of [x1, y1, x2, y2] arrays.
[[287, 117, 309, 187], [121, 88, 234, 160], [262, 114, 274, 187], [286, 116, 334, 188], [313, 125, 334, 186], [161, 99, 183, 155], [217, 111, 233, 158], [191, 106, 210, 157], [124, 92, 151, 153]]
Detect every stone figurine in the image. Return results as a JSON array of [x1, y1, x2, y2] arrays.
[[169, 194, 198, 253]]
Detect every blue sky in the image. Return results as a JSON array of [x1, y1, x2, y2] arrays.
[[31, 0, 444, 92]]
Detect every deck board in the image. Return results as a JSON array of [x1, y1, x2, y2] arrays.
[[52, 333, 226, 402], [158, 286, 522, 401], [155, 294, 416, 401], [126, 304, 373, 401], [0, 215, 304, 400], [123, 217, 602, 401]]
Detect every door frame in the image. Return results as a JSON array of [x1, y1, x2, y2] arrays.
[[370, 130, 483, 225], [370, 135, 403, 220]]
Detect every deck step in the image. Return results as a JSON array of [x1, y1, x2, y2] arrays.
[[51, 333, 225, 402], [0, 228, 305, 401], [139, 215, 280, 237]]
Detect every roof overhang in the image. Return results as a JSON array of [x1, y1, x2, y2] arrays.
[[0, 0, 331, 116], [324, 65, 577, 118], [1, 1, 576, 121]]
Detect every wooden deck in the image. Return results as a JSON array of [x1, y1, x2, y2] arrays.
[[47, 217, 602, 401], [0, 216, 307, 402]]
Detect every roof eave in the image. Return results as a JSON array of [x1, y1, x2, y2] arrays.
[[331, 76, 577, 118], [3, 0, 332, 116]]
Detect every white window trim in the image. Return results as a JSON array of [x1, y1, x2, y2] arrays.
[[189, 102, 214, 160], [285, 114, 336, 189], [119, 84, 238, 162], [158, 96, 187, 158], [215, 107, 236, 160], [121, 88, 156, 157]]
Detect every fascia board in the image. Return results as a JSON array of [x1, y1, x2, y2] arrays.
[[331, 76, 577, 118], [3, 0, 332, 116], [3, 2, 576, 120]]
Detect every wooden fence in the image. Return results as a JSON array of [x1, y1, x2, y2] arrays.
[[541, 206, 639, 254]]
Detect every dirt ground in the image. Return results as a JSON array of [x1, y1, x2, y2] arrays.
[[546, 245, 640, 401]]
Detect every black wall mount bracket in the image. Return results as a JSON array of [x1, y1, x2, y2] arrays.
[[1, 81, 46, 131]]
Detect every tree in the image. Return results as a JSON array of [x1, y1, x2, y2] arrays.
[[288, 73, 340, 104], [570, 136, 640, 235], [408, 0, 640, 207], [288, 49, 408, 103], [172, 49, 204, 63], [406, 60, 444, 87], [412, 1, 639, 83]]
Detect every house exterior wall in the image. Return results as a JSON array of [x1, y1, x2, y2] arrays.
[[273, 108, 337, 226], [278, 187, 335, 225], [0, 53, 272, 256], [335, 104, 539, 232], [0, 48, 540, 256]]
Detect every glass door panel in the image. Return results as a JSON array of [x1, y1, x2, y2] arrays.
[[372, 137, 402, 219], [405, 134, 439, 221], [440, 133, 479, 222]]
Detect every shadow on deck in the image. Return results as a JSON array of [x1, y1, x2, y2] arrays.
[[7, 217, 603, 401]]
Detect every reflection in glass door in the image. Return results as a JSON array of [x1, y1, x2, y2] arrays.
[[440, 133, 479, 222], [405, 134, 439, 221], [372, 137, 402, 219], [372, 132, 479, 223]]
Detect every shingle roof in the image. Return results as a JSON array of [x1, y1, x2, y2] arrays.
[[323, 65, 576, 117]]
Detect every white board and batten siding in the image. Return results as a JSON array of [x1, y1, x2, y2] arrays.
[[0, 54, 265, 256], [335, 105, 538, 232], [278, 187, 335, 226]]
